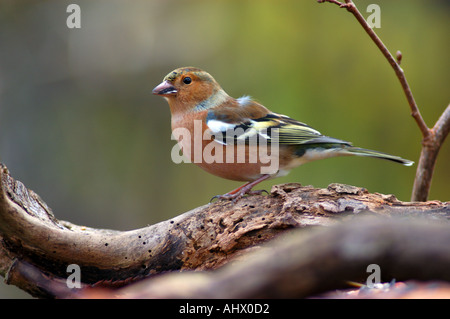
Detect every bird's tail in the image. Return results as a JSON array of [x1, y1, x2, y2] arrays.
[[344, 147, 414, 166]]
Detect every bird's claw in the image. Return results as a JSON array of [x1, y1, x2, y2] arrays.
[[210, 189, 268, 203]]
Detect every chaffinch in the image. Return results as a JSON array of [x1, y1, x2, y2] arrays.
[[152, 67, 413, 201]]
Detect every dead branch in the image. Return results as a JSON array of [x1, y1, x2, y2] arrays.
[[318, 0, 450, 202], [0, 163, 449, 298], [74, 217, 450, 299]]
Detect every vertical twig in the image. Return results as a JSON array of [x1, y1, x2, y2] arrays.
[[318, 0, 449, 201], [411, 105, 450, 201]]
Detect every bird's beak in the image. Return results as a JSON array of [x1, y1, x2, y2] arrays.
[[152, 80, 177, 96]]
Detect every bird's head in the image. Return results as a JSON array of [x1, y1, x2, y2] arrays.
[[153, 67, 227, 113]]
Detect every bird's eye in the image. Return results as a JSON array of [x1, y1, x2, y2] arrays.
[[183, 77, 192, 85]]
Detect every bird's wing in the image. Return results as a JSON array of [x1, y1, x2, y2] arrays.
[[268, 113, 351, 145], [206, 99, 350, 146]]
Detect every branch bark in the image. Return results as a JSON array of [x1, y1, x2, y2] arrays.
[[77, 217, 450, 299], [1, 163, 449, 298], [317, 0, 450, 202], [411, 104, 450, 201]]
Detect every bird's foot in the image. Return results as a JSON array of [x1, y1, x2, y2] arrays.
[[210, 174, 271, 203], [209, 187, 269, 203], [210, 189, 268, 203]]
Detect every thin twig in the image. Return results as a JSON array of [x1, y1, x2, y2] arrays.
[[317, 0, 347, 7], [319, 0, 450, 201], [319, 0, 429, 133], [342, 0, 430, 138]]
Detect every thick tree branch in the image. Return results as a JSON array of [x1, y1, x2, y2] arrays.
[[1, 164, 449, 298], [318, 0, 449, 201], [75, 217, 450, 299]]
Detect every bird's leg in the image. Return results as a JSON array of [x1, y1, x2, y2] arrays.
[[211, 174, 271, 202]]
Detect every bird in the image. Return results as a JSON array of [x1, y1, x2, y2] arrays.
[[152, 67, 413, 201]]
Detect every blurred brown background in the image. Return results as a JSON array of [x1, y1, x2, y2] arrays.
[[0, 0, 448, 297]]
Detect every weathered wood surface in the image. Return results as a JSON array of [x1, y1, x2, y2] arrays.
[[0, 164, 449, 298]]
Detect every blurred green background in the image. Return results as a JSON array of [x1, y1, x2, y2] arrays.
[[0, 0, 448, 297]]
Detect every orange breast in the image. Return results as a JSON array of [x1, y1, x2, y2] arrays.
[[171, 113, 289, 182]]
